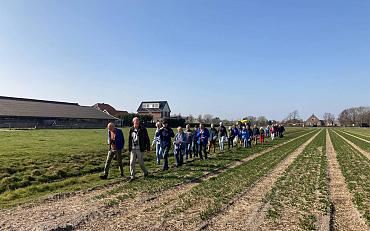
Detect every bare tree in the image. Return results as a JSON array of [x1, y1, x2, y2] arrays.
[[203, 114, 214, 124], [197, 114, 203, 123], [186, 114, 195, 123], [323, 112, 335, 126], [256, 116, 268, 126]]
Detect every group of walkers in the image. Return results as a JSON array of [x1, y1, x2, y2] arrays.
[[100, 117, 285, 181]]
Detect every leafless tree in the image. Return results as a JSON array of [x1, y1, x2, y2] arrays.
[[203, 114, 214, 123], [323, 112, 335, 126]]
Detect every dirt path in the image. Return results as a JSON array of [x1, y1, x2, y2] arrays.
[[326, 130, 369, 231], [203, 131, 321, 231], [333, 130, 370, 160], [0, 132, 313, 231]]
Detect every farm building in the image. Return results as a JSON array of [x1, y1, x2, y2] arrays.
[[305, 114, 325, 127], [93, 103, 128, 118], [0, 96, 117, 129], [137, 101, 171, 121]]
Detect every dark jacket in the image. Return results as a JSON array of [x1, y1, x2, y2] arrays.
[[128, 126, 150, 152], [252, 127, 260, 136], [156, 127, 175, 149], [108, 128, 124, 151], [209, 128, 218, 141], [218, 125, 227, 137]]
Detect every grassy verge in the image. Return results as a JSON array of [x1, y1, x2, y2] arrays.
[[263, 129, 329, 230], [329, 130, 370, 225]]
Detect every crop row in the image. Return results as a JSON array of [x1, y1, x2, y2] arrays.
[[329, 130, 370, 224], [335, 130, 370, 153], [156, 130, 318, 227], [263, 129, 329, 230]]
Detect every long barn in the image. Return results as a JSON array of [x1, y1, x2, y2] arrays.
[[0, 96, 117, 129]]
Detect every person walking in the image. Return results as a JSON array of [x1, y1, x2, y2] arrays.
[[252, 125, 260, 145], [128, 117, 150, 181], [100, 123, 125, 180], [218, 122, 227, 151], [241, 126, 251, 148], [152, 121, 162, 165], [156, 119, 175, 171], [208, 124, 218, 154], [192, 125, 199, 157], [196, 123, 210, 160], [185, 124, 193, 160], [247, 125, 253, 148], [174, 127, 186, 167], [228, 126, 235, 149], [232, 125, 239, 147], [259, 126, 265, 145]]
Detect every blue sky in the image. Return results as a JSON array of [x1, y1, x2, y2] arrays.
[[0, 0, 369, 121]]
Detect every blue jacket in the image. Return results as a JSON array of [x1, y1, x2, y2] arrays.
[[196, 128, 210, 145], [156, 127, 175, 149], [108, 128, 124, 150], [241, 129, 250, 140], [232, 128, 239, 137]]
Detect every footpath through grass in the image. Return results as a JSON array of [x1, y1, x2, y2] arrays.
[[0, 128, 309, 208], [263, 129, 330, 230], [329, 130, 370, 225]]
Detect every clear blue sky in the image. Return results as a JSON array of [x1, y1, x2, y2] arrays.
[[0, 0, 369, 121]]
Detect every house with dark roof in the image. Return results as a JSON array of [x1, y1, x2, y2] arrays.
[[137, 101, 171, 121], [0, 96, 117, 129], [305, 114, 324, 127], [93, 103, 128, 118]]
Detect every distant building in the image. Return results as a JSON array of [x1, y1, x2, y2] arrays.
[[283, 118, 304, 127], [305, 114, 324, 127], [137, 101, 171, 121], [0, 96, 117, 129], [93, 103, 128, 118]]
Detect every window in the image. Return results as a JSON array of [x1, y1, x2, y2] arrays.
[[142, 103, 160, 109]]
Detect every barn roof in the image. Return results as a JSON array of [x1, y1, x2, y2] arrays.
[[0, 96, 117, 120], [137, 101, 170, 112]]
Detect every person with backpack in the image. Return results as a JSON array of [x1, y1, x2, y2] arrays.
[[196, 123, 210, 160], [174, 126, 186, 167], [218, 122, 227, 151], [100, 122, 125, 180], [156, 119, 175, 171], [208, 123, 218, 154], [152, 121, 162, 165], [128, 117, 150, 181], [185, 124, 193, 160]]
